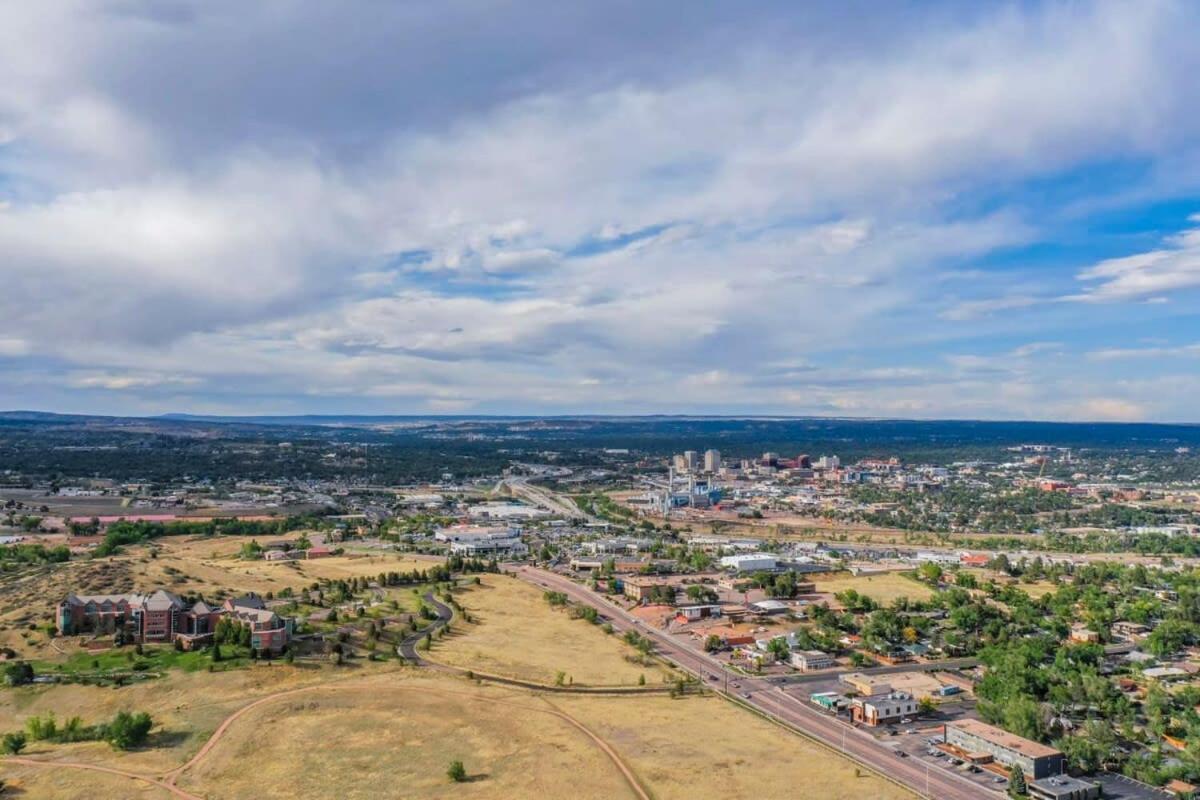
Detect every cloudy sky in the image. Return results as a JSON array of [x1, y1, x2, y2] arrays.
[[2, 1, 1200, 421]]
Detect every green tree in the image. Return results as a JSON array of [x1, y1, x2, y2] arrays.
[[447, 760, 467, 782], [1056, 720, 1115, 773], [1008, 764, 1026, 796], [917, 562, 944, 584], [105, 711, 153, 750], [3, 661, 34, 686], [2, 731, 28, 755]]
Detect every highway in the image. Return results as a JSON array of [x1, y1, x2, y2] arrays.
[[513, 565, 996, 800], [502, 475, 604, 523]]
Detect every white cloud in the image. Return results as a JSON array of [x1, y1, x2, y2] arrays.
[[939, 295, 1043, 321], [66, 372, 202, 391], [1087, 343, 1200, 360], [0, 1, 1197, 418], [0, 337, 31, 357], [1067, 220, 1200, 303], [1077, 398, 1146, 422]]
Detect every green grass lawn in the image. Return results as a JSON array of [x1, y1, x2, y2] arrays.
[[34, 642, 256, 678]]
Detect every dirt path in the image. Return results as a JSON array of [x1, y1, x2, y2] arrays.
[[5, 756, 202, 800], [163, 680, 651, 800]]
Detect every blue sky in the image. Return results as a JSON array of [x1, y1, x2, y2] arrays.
[[1, 1, 1200, 421]]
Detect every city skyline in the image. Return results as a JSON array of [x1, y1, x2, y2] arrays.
[[2, 2, 1200, 421]]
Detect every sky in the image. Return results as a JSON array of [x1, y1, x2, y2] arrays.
[[2, 1, 1200, 422]]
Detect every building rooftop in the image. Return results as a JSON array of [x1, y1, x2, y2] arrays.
[[144, 589, 185, 611], [946, 718, 1062, 759], [1029, 775, 1099, 798]]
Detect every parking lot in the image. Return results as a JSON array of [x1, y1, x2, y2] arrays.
[[777, 684, 1007, 795], [1092, 773, 1176, 800], [879, 724, 1011, 794]]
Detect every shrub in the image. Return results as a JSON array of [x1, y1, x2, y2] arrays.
[[2, 731, 27, 755], [3, 662, 33, 686], [447, 760, 467, 782], [104, 711, 153, 751]]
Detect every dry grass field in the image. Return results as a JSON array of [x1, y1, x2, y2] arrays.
[[812, 571, 934, 604], [431, 575, 672, 686], [0, 762, 168, 799], [0, 671, 640, 800], [1, 669, 915, 800], [178, 677, 633, 800], [555, 692, 916, 800], [961, 568, 1058, 598], [0, 661, 359, 776]]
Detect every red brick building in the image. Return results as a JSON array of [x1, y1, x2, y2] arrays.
[[57, 590, 294, 654]]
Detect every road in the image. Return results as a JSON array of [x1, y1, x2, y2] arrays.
[[397, 592, 453, 663], [513, 565, 995, 800], [503, 476, 603, 523]]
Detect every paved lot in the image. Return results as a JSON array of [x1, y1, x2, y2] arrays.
[[772, 683, 1005, 796], [1094, 773, 1175, 800]]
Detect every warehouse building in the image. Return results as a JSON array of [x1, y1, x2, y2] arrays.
[[719, 553, 778, 572]]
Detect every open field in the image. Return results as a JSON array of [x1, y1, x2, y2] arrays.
[[0, 761, 169, 799], [554, 692, 916, 800], [431, 575, 672, 686], [0, 671, 641, 800], [961, 568, 1059, 598], [811, 571, 934, 604], [0, 662, 363, 777], [2, 666, 916, 800], [178, 677, 634, 800]]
